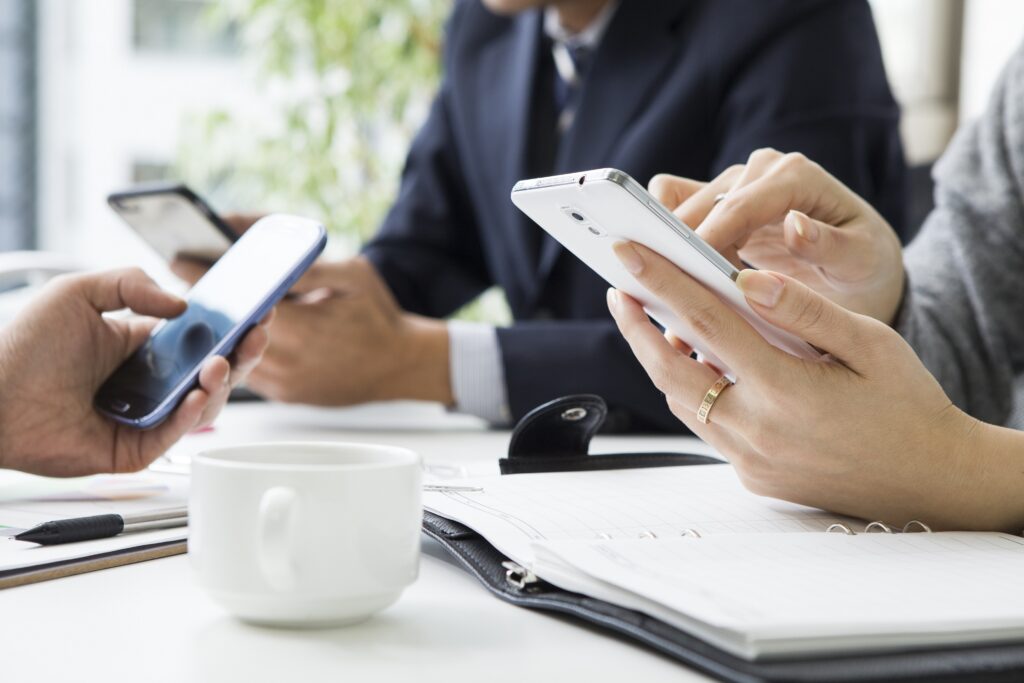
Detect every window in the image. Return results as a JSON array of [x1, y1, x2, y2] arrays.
[[132, 0, 238, 56], [0, 0, 37, 250]]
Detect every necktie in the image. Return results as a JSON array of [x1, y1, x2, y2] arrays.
[[552, 43, 592, 134]]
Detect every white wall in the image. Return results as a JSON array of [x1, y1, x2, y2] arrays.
[[36, 0, 258, 286], [870, 0, 1024, 163]]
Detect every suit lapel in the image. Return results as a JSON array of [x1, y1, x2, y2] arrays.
[[475, 11, 546, 307], [534, 1, 691, 286]]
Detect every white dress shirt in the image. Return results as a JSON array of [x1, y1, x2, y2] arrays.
[[446, 2, 619, 425]]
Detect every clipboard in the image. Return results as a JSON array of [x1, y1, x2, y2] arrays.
[[0, 539, 185, 590], [422, 395, 1024, 682]]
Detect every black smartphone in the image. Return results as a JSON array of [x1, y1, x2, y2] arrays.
[[108, 184, 238, 264]]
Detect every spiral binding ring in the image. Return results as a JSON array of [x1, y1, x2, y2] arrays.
[[864, 521, 894, 533], [680, 529, 702, 538], [902, 520, 932, 533], [826, 523, 855, 535]]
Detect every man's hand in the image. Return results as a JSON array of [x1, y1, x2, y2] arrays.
[[649, 149, 906, 325], [245, 257, 454, 407], [0, 269, 271, 477]]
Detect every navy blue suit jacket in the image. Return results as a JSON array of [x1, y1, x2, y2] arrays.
[[364, 0, 907, 432]]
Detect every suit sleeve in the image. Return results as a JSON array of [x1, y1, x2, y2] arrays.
[[710, 0, 908, 238], [895, 44, 1024, 426], [497, 320, 685, 432], [362, 7, 493, 317]]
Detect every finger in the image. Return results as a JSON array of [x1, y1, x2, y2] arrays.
[[728, 148, 785, 191], [647, 174, 706, 211], [735, 269, 881, 364], [612, 242, 780, 377], [782, 210, 884, 286], [194, 356, 232, 428], [696, 152, 858, 254], [169, 257, 212, 286], [669, 165, 743, 231], [75, 268, 186, 318], [228, 324, 271, 386], [665, 395, 757, 465], [131, 389, 209, 470], [664, 331, 693, 355], [607, 288, 742, 430]]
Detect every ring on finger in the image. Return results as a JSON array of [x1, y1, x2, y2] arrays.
[[697, 376, 733, 424], [713, 193, 728, 205]]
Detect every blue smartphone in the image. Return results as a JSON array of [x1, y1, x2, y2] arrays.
[[95, 214, 327, 429]]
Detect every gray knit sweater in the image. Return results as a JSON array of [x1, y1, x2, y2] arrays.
[[897, 41, 1024, 429]]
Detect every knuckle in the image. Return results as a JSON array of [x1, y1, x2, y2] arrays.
[[721, 164, 745, 181], [646, 356, 680, 396], [747, 147, 782, 166], [778, 151, 809, 171], [685, 301, 724, 346], [790, 292, 831, 332]]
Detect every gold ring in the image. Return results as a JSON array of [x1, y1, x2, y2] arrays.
[[697, 376, 733, 424], [713, 193, 728, 205]]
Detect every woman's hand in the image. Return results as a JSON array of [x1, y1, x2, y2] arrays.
[[649, 149, 905, 324], [607, 241, 1024, 531], [0, 269, 272, 477]]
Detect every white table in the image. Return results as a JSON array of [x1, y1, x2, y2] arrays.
[[0, 402, 719, 683]]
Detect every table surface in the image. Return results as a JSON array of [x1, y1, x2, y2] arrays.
[[0, 401, 719, 683]]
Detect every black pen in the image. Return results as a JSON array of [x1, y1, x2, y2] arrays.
[[14, 507, 188, 545]]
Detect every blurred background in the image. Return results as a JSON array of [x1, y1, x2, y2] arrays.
[[1, 0, 1023, 307]]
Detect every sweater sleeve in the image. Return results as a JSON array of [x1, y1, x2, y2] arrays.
[[896, 41, 1024, 426]]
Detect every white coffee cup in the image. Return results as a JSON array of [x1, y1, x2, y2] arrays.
[[189, 441, 421, 628]]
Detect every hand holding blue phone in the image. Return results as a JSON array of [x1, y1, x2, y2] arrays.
[[95, 214, 327, 429]]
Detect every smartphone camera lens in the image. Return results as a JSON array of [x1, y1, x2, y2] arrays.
[[571, 211, 585, 222]]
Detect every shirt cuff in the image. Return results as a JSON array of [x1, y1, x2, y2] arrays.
[[447, 320, 512, 426]]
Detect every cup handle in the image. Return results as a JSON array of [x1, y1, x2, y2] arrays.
[[258, 486, 297, 591]]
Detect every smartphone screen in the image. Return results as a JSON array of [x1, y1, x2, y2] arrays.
[[95, 216, 326, 428], [109, 187, 235, 263]]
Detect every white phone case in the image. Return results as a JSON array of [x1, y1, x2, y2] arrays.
[[511, 168, 820, 379]]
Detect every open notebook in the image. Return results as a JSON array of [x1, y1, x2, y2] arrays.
[[424, 464, 1024, 660]]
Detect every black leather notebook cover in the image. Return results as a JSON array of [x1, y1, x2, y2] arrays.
[[422, 395, 1024, 683]]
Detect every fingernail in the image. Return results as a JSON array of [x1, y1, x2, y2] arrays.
[[606, 287, 619, 313], [736, 270, 785, 307], [790, 210, 818, 242], [613, 241, 644, 274]]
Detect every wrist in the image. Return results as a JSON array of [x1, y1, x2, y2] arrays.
[[920, 410, 1024, 532], [377, 314, 453, 406], [966, 419, 1024, 532]]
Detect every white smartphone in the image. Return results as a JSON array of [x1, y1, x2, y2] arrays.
[[108, 184, 237, 264], [510, 168, 819, 378]]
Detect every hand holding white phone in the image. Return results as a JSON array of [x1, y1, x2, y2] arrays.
[[511, 168, 820, 378]]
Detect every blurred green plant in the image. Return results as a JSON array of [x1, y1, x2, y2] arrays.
[[177, 0, 510, 323], [178, 0, 448, 252]]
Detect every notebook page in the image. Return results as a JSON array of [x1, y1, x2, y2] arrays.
[[533, 532, 1024, 659], [423, 464, 860, 567]]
